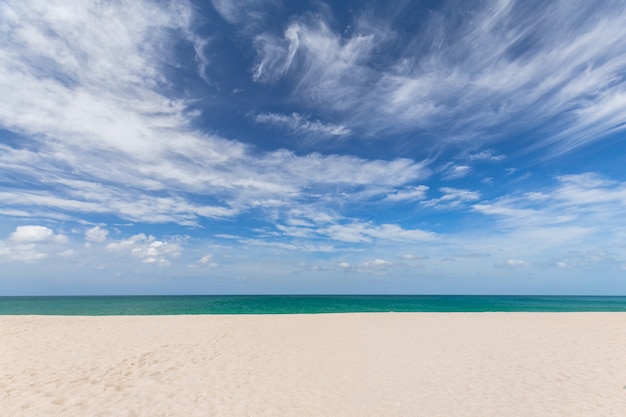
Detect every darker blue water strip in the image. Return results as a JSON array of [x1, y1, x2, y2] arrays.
[[1, 295, 626, 315]]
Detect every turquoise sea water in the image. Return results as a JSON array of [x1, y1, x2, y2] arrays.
[[1, 295, 626, 315]]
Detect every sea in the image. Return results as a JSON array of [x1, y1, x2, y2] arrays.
[[1, 295, 626, 315]]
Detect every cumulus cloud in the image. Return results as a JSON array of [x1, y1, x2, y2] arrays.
[[1, 225, 69, 262], [9, 225, 67, 244], [10, 226, 54, 243], [105, 234, 182, 266], [0, 243, 48, 262], [85, 226, 108, 243]]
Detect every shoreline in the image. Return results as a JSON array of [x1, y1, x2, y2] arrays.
[[3, 313, 625, 416]]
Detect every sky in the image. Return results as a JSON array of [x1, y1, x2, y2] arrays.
[[2, 0, 626, 295]]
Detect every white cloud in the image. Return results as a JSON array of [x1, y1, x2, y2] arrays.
[[549, 250, 617, 270], [469, 150, 505, 162], [239, 238, 335, 253], [3, 245, 49, 262], [386, 185, 429, 202], [245, 0, 626, 154], [200, 253, 218, 267], [443, 165, 472, 180], [190, 253, 218, 268], [473, 172, 626, 231], [9, 225, 67, 244], [495, 258, 528, 268], [105, 234, 182, 266], [335, 258, 396, 274], [0, 0, 438, 233], [254, 112, 351, 138], [362, 259, 392, 267], [238, 216, 436, 251], [59, 249, 75, 257], [1, 225, 70, 262], [320, 222, 435, 243], [9, 226, 54, 243], [214, 234, 239, 240], [252, 17, 378, 98], [211, 0, 277, 28], [85, 226, 108, 243], [423, 187, 481, 208]]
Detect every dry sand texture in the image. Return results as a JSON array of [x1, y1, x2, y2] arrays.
[[1, 313, 626, 416]]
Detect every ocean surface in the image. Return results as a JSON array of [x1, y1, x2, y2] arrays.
[[1, 295, 626, 315]]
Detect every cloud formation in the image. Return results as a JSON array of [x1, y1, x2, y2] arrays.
[[9, 225, 67, 244], [2, 1, 626, 294], [243, 0, 626, 154], [85, 226, 108, 243], [254, 112, 351, 138], [105, 234, 183, 266], [0, 0, 429, 229], [1, 225, 68, 262]]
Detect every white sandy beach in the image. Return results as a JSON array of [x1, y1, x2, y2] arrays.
[[1, 313, 625, 416]]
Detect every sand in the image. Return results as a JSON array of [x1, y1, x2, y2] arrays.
[[1, 313, 625, 416]]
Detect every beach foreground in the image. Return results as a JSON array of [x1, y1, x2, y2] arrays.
[[2, 313, 625, 416]]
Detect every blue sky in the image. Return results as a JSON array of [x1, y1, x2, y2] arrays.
[[2, 0, 626, 295]]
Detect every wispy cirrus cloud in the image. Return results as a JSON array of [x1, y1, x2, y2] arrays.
[[254, 112, 351, 138], [0, 0, 429, 228], [385, 185, 429, 202], [442, 165, 472, 180], [252, 15, 380, 108], [468, 150, 506, 163], [423, 187, 481, 209], [276, 220, 436, 244], [244, 0, 626, 155], [473, 173, 626, 231], [211, 0, 278, 27]]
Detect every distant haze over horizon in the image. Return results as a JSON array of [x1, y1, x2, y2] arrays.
[[2, 0, 626, 295]]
